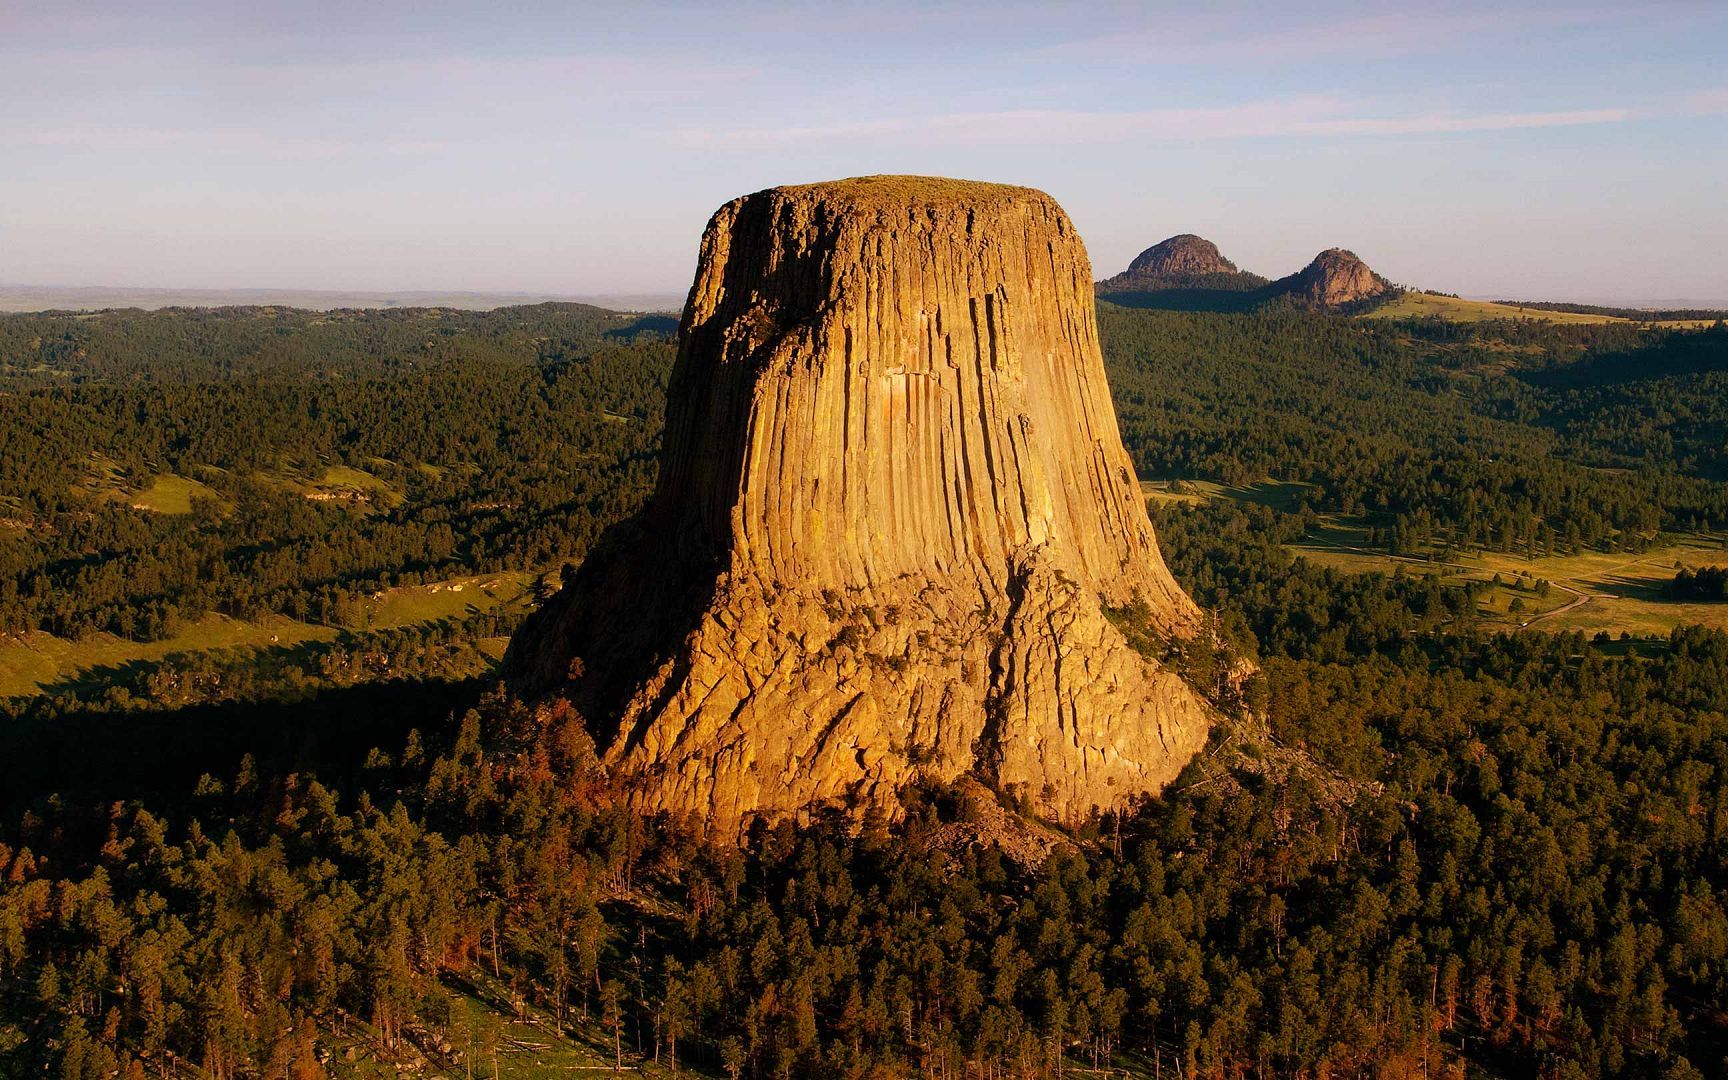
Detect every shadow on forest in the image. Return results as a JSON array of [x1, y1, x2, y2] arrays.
[[1522, 324, 1728, 387], [1590, 571, 1728, 604], [1098, 288, 1268, 314], [0, 676, 486, 819], [604, 313, 680, 340]]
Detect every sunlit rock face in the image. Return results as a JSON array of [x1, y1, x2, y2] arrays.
[[507, 176, 1216, 832], [1121, 233, 1240, 278], [1279, 248, 1395, 309]]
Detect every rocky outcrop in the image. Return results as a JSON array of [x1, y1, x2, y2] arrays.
[[1272, 248, 1395, 310], [1098, 234, 1266, 293], [1098, 238, 1399, 315], [507, 175, 1217, 833], [1128, 234, 1238, 278]]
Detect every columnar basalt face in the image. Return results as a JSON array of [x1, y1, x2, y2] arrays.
[[507, 176, 1217, 832]]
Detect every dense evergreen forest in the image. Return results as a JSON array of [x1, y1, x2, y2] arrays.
[[0, 305, 674, 640], [1101, 309, 1728, 554], [2, 303, 1726, 1078]]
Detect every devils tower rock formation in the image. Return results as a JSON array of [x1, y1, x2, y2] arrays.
[[507, 176, 1217, 832], [1273, 248, 1396, 310], [1098, 234, 1266, 293]]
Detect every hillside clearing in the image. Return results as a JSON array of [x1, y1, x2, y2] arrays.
[[0, 571, 541, 698], [1362, 292, 1715, 327], [117, 472, 225, 514], [1147, 479, 1728, 637], [1290, 528, 1728, 635], [0, 614, 335, 698]]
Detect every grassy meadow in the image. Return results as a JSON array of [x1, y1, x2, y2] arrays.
[[1146, 479, 1728, 636], [0, 571, 537, 698], [1361, 291, 1718, 327]]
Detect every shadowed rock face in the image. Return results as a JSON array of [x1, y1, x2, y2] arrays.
[[507, 175, 1216, 832]]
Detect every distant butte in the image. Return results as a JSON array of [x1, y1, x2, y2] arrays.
[[1127, 234, 1239, 277], [1098, 234, 1267, 294], [1098, 234, 1399, 313], [506, 175, 1226, 833], [1270, 248, 1396, 311]]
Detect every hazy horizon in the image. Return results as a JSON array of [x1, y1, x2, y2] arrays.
[[4, 1, 1725, 306], [6, 282, 1728, 317]]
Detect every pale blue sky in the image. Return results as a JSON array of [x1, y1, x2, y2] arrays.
[[3, 1, 1725, 303]]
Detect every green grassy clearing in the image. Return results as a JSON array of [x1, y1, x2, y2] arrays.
[[1146, 478, 1728, 636], [0, 614, 335, 697], [0, 572, 540, 698], [1291, 525, 1728, 635], [116, 472, 225, 514], [1142, 477, 1317, 513], [315, 971, 705, 1079], [1362, 292, 1716, 328], [74, 456, 227, 515], [282, 464, 406, 510], [354, 571, 538, 630]]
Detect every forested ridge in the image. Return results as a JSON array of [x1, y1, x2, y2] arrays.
[[1101, 308, 1728, 554], [1, 303, 1726, 1078]]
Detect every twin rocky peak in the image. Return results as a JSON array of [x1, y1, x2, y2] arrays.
[[1099, 232, 1396, 310], [507, 175, 1232, 834]]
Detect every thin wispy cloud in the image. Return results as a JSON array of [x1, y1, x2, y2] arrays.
[[672, 97, 1635, 149], [2, 3, 1720, 297], [1043, 6, 1626, 64], [1292, 108, 1634, 136], [0, 47, 756, 105], [16, 127, 457, 160]]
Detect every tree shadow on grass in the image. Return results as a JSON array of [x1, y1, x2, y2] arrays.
[[603, 313, 680, 340]]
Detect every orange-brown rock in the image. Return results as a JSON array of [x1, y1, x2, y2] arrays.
[[1123, 234, 1240, 278], [1098, 234, 1267, 294], [506, 176, 1217, 832], [1276, 248, 1395, 310]]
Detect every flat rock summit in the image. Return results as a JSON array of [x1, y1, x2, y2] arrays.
[[507, 175, 1218, 831]]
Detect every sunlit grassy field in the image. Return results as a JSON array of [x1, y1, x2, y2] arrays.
[[0, 572, 539, 698], [117, 472, 225, 514], [317, 970, 701, 1080], [1294, 530, 1728, 635], [290, 463, 407, 509], [1147, 478, 1728, 637], [359, 570, 537, 629], [1362, 292, 1716, 327], [0, 614, 335, 697], [1142, 477, 1316, 512]]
